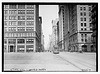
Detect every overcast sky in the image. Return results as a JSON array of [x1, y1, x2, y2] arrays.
[[39, 5, 58, 49]]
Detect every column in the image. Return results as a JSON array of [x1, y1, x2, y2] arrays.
[[7, 39, 8, 52], [25, 39, 26, 52], [78, 44, 82, 51], [16, 38, 17, 52], [34, 38, 36, 52]]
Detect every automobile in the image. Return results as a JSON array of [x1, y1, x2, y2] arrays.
[[53, 50, 59, 54]]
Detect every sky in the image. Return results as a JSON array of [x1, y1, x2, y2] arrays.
[[39, 5, 58, 49]]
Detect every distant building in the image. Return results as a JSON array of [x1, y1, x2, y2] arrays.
[[58, 4, 93, 52], [91, 4, 97, 52], [58, 5, 64, 51], [41, 32, 44, 51], [49, 18, 58, 51], [4, 4, 41, 52], [57, 21, 59, 48], [49, 35, 53, 51]]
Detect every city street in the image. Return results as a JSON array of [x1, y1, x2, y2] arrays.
[[4, 52, 96, 72]]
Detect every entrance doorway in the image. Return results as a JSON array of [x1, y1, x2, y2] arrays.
[[82, 45, 87, 52], [91, 45, 94, 52], [10, 45, 15, 52]]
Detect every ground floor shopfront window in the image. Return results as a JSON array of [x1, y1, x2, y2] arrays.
[[26, 45, 34, 52], [17, 45, 25, 52]]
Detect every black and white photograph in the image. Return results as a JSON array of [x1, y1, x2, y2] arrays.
[[2, 2, 98, 72]]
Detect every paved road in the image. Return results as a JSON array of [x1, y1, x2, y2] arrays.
[[4, 52, 96, 72]]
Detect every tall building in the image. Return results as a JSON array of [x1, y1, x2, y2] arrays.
[[49, 19, 58, 51], [58, 5, 64, 51], [58, 5, 70, 51], [52, 19, 58, 46], [91, 4, 97, 52], [4, 4, 40, 53], [49, 35, 53, 51], [36, 17, 42, 52], [58, 4, 93, 52]]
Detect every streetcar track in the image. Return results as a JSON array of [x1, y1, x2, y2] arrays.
[[69, 57, 96, 70], [62, 54, 96, 67], [59, 53, 96, 68], [54, 54, 96, 71], [54, 55, 82, 71]]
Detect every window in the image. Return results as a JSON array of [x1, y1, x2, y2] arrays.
[[26, 16, 34, 20], [81, 34, 83, 37], [18, 10, 25, 14], [4, 10, 8, 14], [4, 27, 7, 31], [89, 12, 91, 16], [4, 21, 8, 25], [84, 18, 86, 21], [9, 5, 17, 9], [81, 39, 83, 42], [26, 10, 34, 14], [8, 27, 16, 31], [90, 28, 92, 30], [26, 27, 34, 31], [8, 39, 16, 44], [17, 33, 20, 37], [80, 12, 83, 16], [81, 23, 83, 26], [4, 5, 8, 9], [18, 21, 25, 26], [84, 12, 86, 16], [9, 21, 17, 26], [18, 5, 25, 9], [85, 39, 87, 42], [4, 16, 8, 20], [27, 5, 34, 9], [81, 18, 83, 21], [32, 33, 34, 36], [14, 33, 17, 37], [89, 18, 91, 22], [89, 7, 91, 11], [17, 45, 25, 52], [26, 45, 34, 52], [4, 45, 7, 52], [26, 39, 34, 43], [84, 7, 86, 10], [84, 28, 87, 30], [17, 27, 25, 31], [11, 33, 14, 37], [80, 7, 82, 10], [26, 21, 34, 25], [90, 23, 92, 27], [85, 34, 87, 37], [17, 39, 25, 43], [84, 23, 86, 26], [18, 16, 25, 20], [81, 28, 83, 30], [9, 10, 17, 14], [9, 16, 16, 20], [4, 39, 7, 44]]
